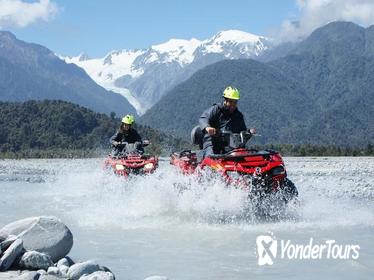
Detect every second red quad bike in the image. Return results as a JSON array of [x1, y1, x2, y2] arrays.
[[105, 141, 158, 176], [170, 127, 298, 217]]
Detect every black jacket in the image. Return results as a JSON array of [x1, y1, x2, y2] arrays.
[[199, 103, 247, 152], [110, 128, 142, 145]]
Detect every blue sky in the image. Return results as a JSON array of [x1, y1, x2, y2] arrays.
[[2, 0, 374, 57], [3, 0, 298, 57]]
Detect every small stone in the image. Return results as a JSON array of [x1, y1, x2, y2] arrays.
[[67, 261, 100, 280], [47, 266, 62, 276], [18, 251, 54, 270], [59, 264, 69, 276], [37, 269, 47, 275], [56, 256, 74, 268], [79, 271, 115, 280]]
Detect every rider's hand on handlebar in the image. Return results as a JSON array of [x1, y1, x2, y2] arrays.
[[249, 128, 256, 135], [206, 127, 216, 136], [112, 141, 120, 146]]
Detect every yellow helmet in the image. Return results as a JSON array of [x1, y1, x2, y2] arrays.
[[122, 114, 135, 125], [223, 86, 240, 100]]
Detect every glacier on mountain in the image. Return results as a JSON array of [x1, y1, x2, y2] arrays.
[[62, 30, 271, 114]]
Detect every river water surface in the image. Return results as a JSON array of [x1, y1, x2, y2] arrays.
[[0, 157, 373, 280]]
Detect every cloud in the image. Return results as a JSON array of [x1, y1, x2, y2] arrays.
[[277, 0, 374, 42], [0, 0, 58, 28]]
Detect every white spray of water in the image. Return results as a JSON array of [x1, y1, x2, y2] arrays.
[[2, 158, 373, 280], [35, 157, 374, 231]]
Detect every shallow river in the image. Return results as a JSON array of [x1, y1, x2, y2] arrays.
[[0, 157, 373, 280]]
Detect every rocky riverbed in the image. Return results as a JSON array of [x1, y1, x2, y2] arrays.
[[0, 216, 169, 280]]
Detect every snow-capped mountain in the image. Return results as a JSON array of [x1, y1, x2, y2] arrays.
[[62, 30, 272, 114], [198, 30, 268, 56], [63, 49, 145, 110]]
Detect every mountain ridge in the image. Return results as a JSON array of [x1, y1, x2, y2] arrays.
[[0, 31, 137, 117], [62, 29, 272, 113]]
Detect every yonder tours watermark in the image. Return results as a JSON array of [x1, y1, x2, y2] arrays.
[[256, 233, 360, 266]]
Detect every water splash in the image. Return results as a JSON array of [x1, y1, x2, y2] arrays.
[[1, 158, 374, 231]]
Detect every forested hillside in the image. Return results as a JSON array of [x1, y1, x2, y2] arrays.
[[0, 100, 187, 158]]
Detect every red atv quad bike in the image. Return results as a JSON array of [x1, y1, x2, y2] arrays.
[[104, 140, 158, 176], [170, 127, 298, 217]]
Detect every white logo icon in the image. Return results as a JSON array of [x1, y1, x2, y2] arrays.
[[256, 235, 277, 266], [255, 234, 360, 265]]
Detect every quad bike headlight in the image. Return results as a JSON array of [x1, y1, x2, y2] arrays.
[[115, 164, 125, 171], [211, 163, 224, 171], [144, 163, 154, 170]]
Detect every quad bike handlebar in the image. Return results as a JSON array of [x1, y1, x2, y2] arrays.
[[190, 125, 258, 150], [112, 140, 151, 156], [113, 140, 150, 147], [212, 129, 253, 149]]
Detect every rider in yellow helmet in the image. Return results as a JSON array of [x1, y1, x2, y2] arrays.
[[110, 114, 143, 155], [198, 86, 255, 157]]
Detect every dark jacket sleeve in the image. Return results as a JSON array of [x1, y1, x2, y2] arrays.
[[199, 105, 218, 132], [132, 129, 142, 143], [109, 131, 121, 145], [237, 112, 247, 132]]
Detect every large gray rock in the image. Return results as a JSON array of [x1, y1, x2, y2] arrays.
[[0, 238, 24, 271], [67, 261, 100, 280], [18, 251, 53, 270], [79, 271, 115, 280], [0, 217, 73, 262]]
